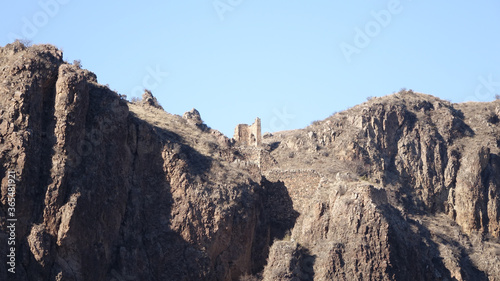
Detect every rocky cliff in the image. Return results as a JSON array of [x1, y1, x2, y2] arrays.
[[0, 42, 499, 280], [0, 42, 273, 281], [260, 91, 500, 281]]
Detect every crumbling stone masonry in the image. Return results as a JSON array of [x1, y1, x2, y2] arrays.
[[234, 117, 262, 146], [263, 169, 322, 214]]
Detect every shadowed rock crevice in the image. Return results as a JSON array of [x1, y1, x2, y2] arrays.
[[260, 177, 299, 241], [247, 177, 300, 277], [377, 204, 454, 280], [35, 75, 58, 225]]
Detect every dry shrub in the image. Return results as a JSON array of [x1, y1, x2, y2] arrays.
[[343, 158, 370, 177]]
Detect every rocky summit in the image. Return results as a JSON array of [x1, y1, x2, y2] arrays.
[[0, 41, 499, 281]]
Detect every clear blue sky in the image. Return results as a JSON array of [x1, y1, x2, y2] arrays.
[[2, 1, 500, 136]]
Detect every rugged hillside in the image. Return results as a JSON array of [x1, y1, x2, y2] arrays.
[[0, 42, 499, 281], [260, 92, 500, 280], [0, 42, 278, 281]]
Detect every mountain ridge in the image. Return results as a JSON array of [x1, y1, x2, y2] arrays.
[[0, 41, 499, 280]]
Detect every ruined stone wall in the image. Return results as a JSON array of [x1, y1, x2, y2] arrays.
[[236, 146, 277, 171], [249, 117, 261, 146], [234, 118, 261, 146], [234, 124, 250, 145], [263, 169, 322, 214]]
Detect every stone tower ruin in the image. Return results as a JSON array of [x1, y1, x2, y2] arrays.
[[234, 118, 262, 146]]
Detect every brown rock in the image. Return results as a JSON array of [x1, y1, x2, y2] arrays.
[[1, 43, 499, 280]]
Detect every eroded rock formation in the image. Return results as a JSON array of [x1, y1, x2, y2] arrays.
[[260, 92, 500, 280], [0, 42, 273, 281], [0, 42, 499, 280]]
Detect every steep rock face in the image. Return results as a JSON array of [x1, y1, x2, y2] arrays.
[[0, 42, 276, 281], [262, 241, 315, 281], [453, 146, 498, 236], [0, 42, 138, 280], [347, 94, 500, 239], [268, 92, 500, 238], [260, 92, 500, 280], [262, 179, 460, 280]]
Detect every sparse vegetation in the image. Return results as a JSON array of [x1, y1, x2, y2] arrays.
[[359, 175, 369, 181], [206, 141, 218, 156], [397, 88, 415, 95], [73, 59, 82, 69], [127, 102, 224, 158], [335, 184, 347, 196], [16, 39, 32, 47], [329, 111, 339, 118], [311, 120, 321, 126], [345, 159, 370, 178], [496, 94, 500, 100], [487, 112, 499, 124], [366, 96, 375, 101], [282, 230, 292, 241]]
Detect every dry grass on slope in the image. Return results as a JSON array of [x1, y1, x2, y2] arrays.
[[128, 102, 224, 158], [127, 102, 262, 187]]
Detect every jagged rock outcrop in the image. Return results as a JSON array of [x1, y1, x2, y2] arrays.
[[260, 91, 500, 280], [138, 89, 163, 110], [1, 42, 499, 281], [183, 108, 209, 131]]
